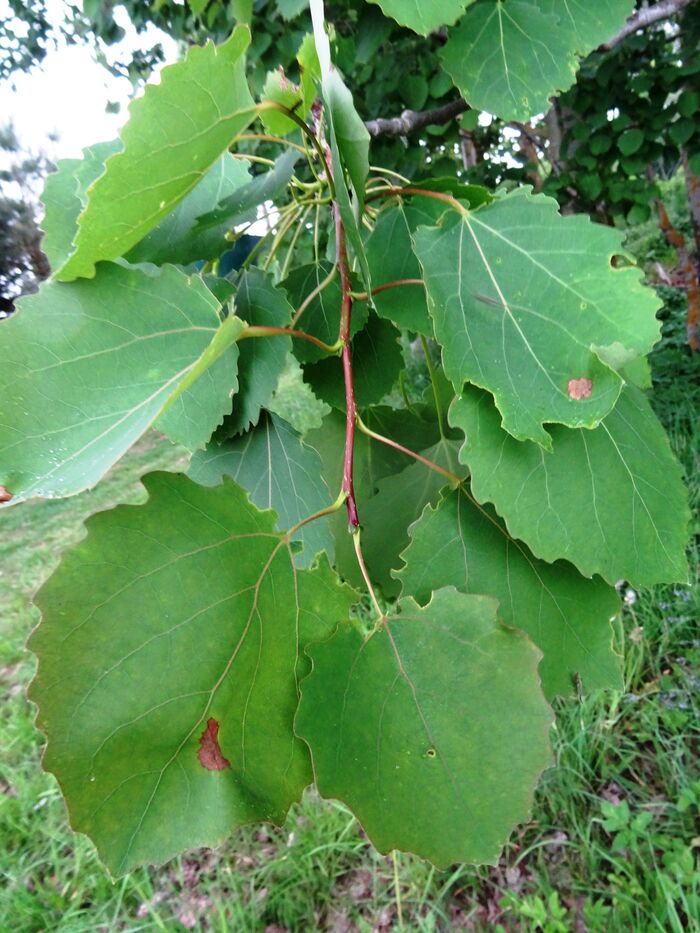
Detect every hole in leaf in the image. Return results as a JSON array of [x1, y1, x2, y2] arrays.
[[426, 747, 437, 759]]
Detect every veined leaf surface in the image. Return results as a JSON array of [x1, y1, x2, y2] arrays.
[[539, 0, 634, 51], [450, 385, 690, 586], [56, 28, 255, 280], [126, 155, 252, 266], [220, 268, 294, 437], [0, 263, 242, 503], [189, 412, 334, 566], [297, 588, 553, 867], [414, 189, 660, 447], [29, 473, 354, 875], [397, 487, 622, 698]]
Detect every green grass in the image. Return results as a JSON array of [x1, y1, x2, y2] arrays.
[[1, 334, 699, 931]]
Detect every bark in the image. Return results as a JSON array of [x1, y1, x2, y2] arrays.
[[365, 98, 468, 139], [681, 151, 700, 351], [657, 197, 700, 352], [603, 0, 692, 49]]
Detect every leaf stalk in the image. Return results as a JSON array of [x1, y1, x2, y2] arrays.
[[355, 413, 462, 486], [239, 325, 341, 355]]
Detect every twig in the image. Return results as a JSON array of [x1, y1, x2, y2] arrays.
[[365, 98, 469, 139], [603, 0, 691, 49]]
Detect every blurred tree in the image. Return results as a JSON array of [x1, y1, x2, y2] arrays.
[[0, 125, 51, 316]]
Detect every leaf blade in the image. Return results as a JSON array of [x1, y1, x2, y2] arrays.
[[450, 385, 690, 587], [188, 412, 334, 566], [0, 263, 242, 503], [56, 28, 255, 280], [297, 588, 553, 867], [29, 473, 352, 875], [397, 487, 622, 698], [414, 189, 660, 446]]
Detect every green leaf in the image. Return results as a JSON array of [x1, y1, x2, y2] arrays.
[[324, 69, 370, 213], [307, 407, 443, 585], [538, 0, 634, 51], [413, 188, 660, 447], [366, 0, 470, 35], [281, 261, 368, 363], [297, 588, 553, 867], [360, 440, 466, 596], [295, 554, 360, 680], [618, 128, 645, 155], [232, 0, 253, 22], [261, 68, 306, 136], [400, 75, 430, 111], [155, 309, 244, 452], [277, 0, 309, 18], [29, 473, 352, 875], [39, 157, 82, 273], [188, 412, 334, 566], [677, 91, 700, 119], [324, 69, 373, 290], [450, 385, 690, 587], [0, 264, 243, 504], [125, 155, 251, 266], [193, 148, 300, 233], [415, 179, 493, 206], [39, 141, 121, 274], [589, 135, 612, 157], [297, 33, 322, 115], [56, 28, 255, 281], [441, 1, 577, 122], [302, 313, 403, 410], [397, 487, 622, 698], [670, 118, 696, 148], [366, 201, 446, 336], [220, 269, 294, 437], [261, 36, 320, 136]]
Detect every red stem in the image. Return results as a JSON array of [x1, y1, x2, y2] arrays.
[[335, 204, 360, 527], [321, 142, 360, 528]]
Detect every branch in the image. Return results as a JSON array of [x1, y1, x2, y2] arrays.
[[365, 98, 469, 139], [603, 0, 691, 49], [364, 2, 691, 140]]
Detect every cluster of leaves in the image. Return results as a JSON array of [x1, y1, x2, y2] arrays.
[[0, 0, 691, 879], [545, 11, 700, 224]]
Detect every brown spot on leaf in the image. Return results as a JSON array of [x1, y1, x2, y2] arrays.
[[197, 718, 231, 771], [567, 378, 593, 401], [0, 486, 12, 503]]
